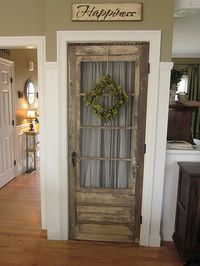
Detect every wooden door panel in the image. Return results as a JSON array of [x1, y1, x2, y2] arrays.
[[2, 70, 9, 84], [3, 90, 11, 126], [76, 191, 134, 205], [68, 43, 149, 243], [77, 205, 133, 223], [0, 59, 15, 188], [76, 231, 132, 243], [0, 138, 3, 175], [76, 224, 133, 243], [5, 136, 13, 170], [2, 70, 11, 126]]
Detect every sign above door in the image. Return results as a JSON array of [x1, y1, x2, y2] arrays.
[[72, 3, 142, 21]]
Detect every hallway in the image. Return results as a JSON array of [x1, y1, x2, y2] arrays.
[[0, 172, 182, 266]]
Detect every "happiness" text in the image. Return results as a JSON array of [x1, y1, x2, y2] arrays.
[[72, 4, 142, 21]]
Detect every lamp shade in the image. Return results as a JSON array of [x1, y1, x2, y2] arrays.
[[27, 109, 36, 119]]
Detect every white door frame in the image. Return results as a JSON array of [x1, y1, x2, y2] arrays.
[[57, 30, 163, 246], [0, 36, 46, 229]]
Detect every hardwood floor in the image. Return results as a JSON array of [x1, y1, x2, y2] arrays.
[[0, 171, 183, 266]]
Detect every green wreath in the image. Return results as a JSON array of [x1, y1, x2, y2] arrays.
[[84, 74, 128, 122]]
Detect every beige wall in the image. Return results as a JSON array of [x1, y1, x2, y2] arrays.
[[0, 0, 174, 62], [10, 49, 38, 126], [0, 49, 38, 126]]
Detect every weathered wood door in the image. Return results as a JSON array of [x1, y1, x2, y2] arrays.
[[68, 43, 149, 243]]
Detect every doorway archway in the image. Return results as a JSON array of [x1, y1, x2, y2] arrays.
[[57, 30, 164, 246], [0, 36, 46, 230]]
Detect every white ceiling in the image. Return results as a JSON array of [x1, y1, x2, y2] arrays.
[[172, 9, 200, 58]]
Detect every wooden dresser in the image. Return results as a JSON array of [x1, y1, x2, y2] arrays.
[[173, 162, 200, 260]]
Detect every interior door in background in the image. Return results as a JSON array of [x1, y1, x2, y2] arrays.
[[0, 58, 15, 188], [68, 43, 149, 243]]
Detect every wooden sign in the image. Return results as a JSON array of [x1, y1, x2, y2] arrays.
[[72, 3, 142, 21]]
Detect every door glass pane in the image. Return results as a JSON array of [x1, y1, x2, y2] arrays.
[[80, 160, 131, 189], [81, 61, 135, 93], [80, 128, 132, 158], [80, 96, 134, 127], [79, 61, 134, 189]]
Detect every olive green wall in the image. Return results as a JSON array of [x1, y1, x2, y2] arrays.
[[10, 49, 38, 126], [0, 0, 175, 61], [44, 0, 175, 61], [0, 0, 44, 36], [173, 58, 200, 64]]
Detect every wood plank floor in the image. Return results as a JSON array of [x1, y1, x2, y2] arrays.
[[0, 171, 183, 266]]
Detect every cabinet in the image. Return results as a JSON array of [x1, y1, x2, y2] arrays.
[[25, 131, 39, 173], [16, 125, 27, 175], [162, 149, 200, 241], [173, 162, 200, 260]]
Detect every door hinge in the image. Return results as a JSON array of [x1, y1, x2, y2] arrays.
[[14, 160, 16, 166], [148, 63, 150, 74], [140, 215, 143, 225], [10, 77, 13, 83], [144, 144, 146, 154], [12, 120, 15, 126]]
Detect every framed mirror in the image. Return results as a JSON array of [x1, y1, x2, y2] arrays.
[[24, 79, 36, 105]]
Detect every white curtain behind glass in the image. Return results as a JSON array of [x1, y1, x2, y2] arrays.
[[80, 61, 135, 188]]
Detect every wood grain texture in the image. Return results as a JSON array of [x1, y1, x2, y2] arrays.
[[0, 171, 182, 266], [76, 191, 134, 205], [173, 162, 200, 259], [68, 43, 149, 243], [77, 204, 132, 223], [134, 43, 149, 241]]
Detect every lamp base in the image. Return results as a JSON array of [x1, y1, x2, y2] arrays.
[[29, 123, 34, 131]]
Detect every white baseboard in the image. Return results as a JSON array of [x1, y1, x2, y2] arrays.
[[149, 235, 161, 247], [161, 230, 173, 242], [47, 229, 61, 240]]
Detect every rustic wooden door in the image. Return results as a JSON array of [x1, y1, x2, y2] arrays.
[[68, 43, 149, 243]]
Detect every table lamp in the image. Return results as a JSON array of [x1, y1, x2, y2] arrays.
[[27, 109, 36, 131]]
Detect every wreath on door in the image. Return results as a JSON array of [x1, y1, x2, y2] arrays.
[[84, 74, 128, 122]]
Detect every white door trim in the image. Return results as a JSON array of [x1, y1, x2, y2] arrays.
[[149, 62, 173, 246], [0, 36, 46, 230], [57, 30, 163, 246]]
